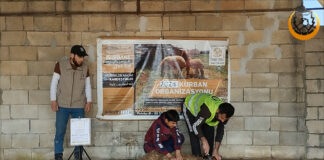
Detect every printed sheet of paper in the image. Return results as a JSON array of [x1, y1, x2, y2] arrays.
[[70, 118, 91, 146]]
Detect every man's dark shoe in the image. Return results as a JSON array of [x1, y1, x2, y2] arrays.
[[55, 153, 63, 160], [74, 151, 82, 160]]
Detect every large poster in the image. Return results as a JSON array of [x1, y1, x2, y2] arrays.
[[97, 38, 230, 119]]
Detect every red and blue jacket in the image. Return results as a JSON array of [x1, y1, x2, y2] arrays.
[[144, 113, 183, 155]]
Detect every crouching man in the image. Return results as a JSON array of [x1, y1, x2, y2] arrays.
[[144, 110, 185, 160]]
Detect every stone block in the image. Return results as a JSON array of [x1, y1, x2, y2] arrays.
[[92, 119, 113, 132], [165, 1, 190, 11], [38, 47, 65, 61], [222, 14, 247, 31], [113, 121, 138, 132], [84, 1, 110, 12], [249, 15, 275, 30], [244, 31, 264, 44], [0, 17, 5, 31], [11, 76, 38, 89], [30, 120, 55, 133], [246, 59, 269, 73], [298, 117, 306, 132], [305, 52, 324, 65], [9, 46, 37, 61], [219, 145, 245, 158], [0, 76, 10, 89], [306, 148, 324, 159], [253, 102, 278, 116], [279, 103, 305, 117], [229, 45, 248, 58], [280, 44, 302, 58], [270, 59, 296, 73], [11, 105, 38, 119], [0, 2, 27, 13], [39, 76, 52, 89], [306, 107, 318, 120], [231, 103, 252, 116], [271, 30, 294, 44], [216, 0, 245, 10], [38, 105, 55, 119], [319, 107, 324, 119], [55, 32, 82, 46], [254, 131, 279, 145], [245, 146, 271, 159], [170, 16, 195, 31], [66, 15, 89, 32], [27, 32, 55, 46], [144, 17, 163, 31], [307, 120, 324, 133], [306, 66, 324, 79], [39, 134, 54, 148], [23, 16, 33, 31], [196, 15, 222, 31], [271, 117, 297, 131], [123, 1, 137, 12], [253, 45, 278, 59], [231, 74, 252, 87], [252, 73, 278, 87], [305, 38, 324, 52], [271, 88, 296, 102], [1, 134, 11, 148], [280, 132, 305, 146], [0, 105, 10, 120], [245, 0, 273, 9], [0, 61, 28, 76], [138, 120, 154, 132], [244, 88, 270, 102], [245, 117, 270, 130], [32, 148, 53, 160], [34, 17, 61, 31], [272, 146, 305, 159], [230, 59, 241, 72], [226, 117, 244, 130], [162, 17, 169, 30], [306, 80, 324, 93], [308, 134, 320, 147], [3, 149, 31, 160], [307, 94, 324, 106], [12, 134, 39, 148], [28, 61, 56, 76], [94, 132, 120, 146], [140, 1, 163, 12], [227, 131, 252, 144], [89, 16, 115, 32], [230, 88, 243, 102], [0, 47, 9, 60], [121, 132, 145, 146], [1, 31, 26, 45], [28, 1, 55, 12], [191, 0, 217, 11], [6, 16, 23, 30], [29, 90, 50, 105], [1, 120, 29, 133], [2, 90, 28, 105], [279, 73, 303, 88]]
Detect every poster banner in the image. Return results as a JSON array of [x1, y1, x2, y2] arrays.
[[97, 38, 229, 119]]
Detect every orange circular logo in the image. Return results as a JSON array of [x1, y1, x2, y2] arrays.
[[288, 11, 320, 40]]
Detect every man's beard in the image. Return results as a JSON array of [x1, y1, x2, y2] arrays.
[[71, 57, 82, 67]]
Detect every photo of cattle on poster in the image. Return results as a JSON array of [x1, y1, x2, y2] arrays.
[[97, 38, 229, 119]]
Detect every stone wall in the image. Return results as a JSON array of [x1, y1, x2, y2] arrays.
[[1, 0, 323, 159]]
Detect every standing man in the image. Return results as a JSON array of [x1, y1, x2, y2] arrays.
[[144, 110, 184, 160], [183, 93, 234, 160], [50, 45, 92, 160]]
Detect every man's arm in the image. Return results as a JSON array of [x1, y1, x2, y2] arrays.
[[84, 69, 92, 112], [213, 122, 225, 160], [50, 63, 60, 112]]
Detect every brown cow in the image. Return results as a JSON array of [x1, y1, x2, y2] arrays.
[[159, 56, 187, 78], [188, 58, 205, 79]]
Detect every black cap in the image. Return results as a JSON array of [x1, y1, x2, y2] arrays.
[[71, 45, 88, 57]]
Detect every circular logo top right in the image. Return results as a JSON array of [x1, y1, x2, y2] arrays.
[[288, 10, 320, 40]]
